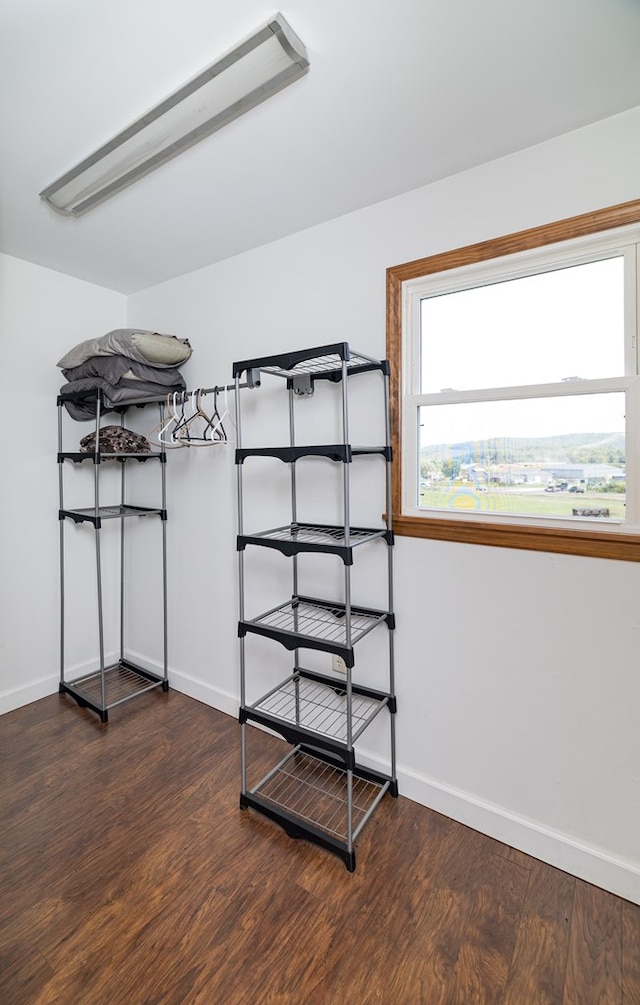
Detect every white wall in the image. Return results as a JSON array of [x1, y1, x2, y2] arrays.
[[0, 254, 126, 712], [2, 107, 639, 901], [127, 106, 640, 902]]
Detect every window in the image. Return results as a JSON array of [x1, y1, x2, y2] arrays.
[[386, 199, 640, 560]]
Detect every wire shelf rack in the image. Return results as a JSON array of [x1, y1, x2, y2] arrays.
[[61, 662, 165, 721], [250, 748, 388, 842], [240, 596, 389, 660], [60, 504, 164, 526], [238, 522, 387, 561], [233, 343, 387, 383], [235, 341, 396, 869], [259, 350, 380, 381], [59, 451, 162, 463], [247, 673, 387, 745]]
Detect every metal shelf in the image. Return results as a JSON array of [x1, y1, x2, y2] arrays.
[[58, 451, 163, 464], [60, 504, 165, 526], [233, 342, 388, 384], [60, 660, 168, 723], [235, 444, 391, 463], [241, 747, 392, 871], [241, 668, 392, 762], [237, 522, 390, 562], [239, 595, 393, 666]]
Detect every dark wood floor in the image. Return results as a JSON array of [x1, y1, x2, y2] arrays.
[[1, 690, 639, 1004]]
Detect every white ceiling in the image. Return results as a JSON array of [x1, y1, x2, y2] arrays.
[[2, 0, 640, 294]]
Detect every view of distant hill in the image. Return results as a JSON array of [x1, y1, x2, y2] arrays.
[[420, 431, 625, 466]]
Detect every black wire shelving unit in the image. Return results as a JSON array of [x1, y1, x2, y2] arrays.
[[233, 342, 397, 871]]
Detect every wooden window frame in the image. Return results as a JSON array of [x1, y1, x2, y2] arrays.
[[386, 198, 640, 561]]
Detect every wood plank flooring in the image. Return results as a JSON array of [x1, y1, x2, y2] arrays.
[[1, 689, 640, 1004]]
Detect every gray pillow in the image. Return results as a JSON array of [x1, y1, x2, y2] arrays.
[[57, 329, 192, 369]]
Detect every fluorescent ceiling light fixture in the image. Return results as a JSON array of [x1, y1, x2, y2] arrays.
[[39, 12, 309, 217]]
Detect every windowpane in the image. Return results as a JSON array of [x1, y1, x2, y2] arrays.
[[420, 257, 625, 393], [418, 393, 625, 521]]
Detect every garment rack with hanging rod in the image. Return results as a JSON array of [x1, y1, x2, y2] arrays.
[[57, 372, 261, 722]]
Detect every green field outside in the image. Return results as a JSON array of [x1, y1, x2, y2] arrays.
[[418, 485, 625, 520]]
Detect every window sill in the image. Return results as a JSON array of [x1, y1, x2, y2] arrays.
[[392, 512, 640, 562]]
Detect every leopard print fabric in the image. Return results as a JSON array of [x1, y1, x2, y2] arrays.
[[79, 425, 151, 454]]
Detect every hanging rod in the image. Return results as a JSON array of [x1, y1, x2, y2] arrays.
[[192, 374, 260, 395], [102, 376, 260, 412]]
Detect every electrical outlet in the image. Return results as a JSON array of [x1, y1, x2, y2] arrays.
[[332, 654, 347, 674]]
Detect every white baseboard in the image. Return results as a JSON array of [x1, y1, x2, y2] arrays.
[[165, 671, 640, 905], [395, 762, 640, 906], [124, 649, 239, 719], [5, 659, 640, 905], [167, 667, 238, 718], [0, 654, 122, 715], [0, 674, 59, 715], [165, 668, 640, 905]]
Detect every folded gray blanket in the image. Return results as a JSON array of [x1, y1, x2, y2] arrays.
[[62, 353, 189, 387], [60, 372, 187, 420]]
